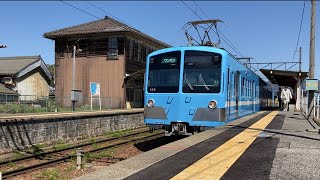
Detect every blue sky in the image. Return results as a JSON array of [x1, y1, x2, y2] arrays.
[[0, 1, 318, 78]]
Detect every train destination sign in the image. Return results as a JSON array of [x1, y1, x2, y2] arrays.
[[161, 57, 177, 64]]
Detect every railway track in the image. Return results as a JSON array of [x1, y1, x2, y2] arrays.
[[0, 129, 164, 179]]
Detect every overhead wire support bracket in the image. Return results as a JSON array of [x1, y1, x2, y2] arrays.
[[182, 19, 224, 47]]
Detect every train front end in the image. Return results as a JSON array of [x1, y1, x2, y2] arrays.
[[144, 47, 226, 134]]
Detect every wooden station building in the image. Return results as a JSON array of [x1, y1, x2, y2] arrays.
[[44, 16, 169, 108]]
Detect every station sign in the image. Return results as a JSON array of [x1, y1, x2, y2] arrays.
[[90, 82, 100, 96], [305, 79, 318, 91]]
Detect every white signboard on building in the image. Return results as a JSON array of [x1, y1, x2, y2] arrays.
[[90, 82, 101, 110]]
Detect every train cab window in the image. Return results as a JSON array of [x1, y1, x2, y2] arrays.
[[147, 51, 181, 93], [183, 51, 222, 93]]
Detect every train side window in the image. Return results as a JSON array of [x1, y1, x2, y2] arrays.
[[246, 80, 248, 98], [254, 83, 256, 98], [248, 80, 250, 98], [245, 79, 247, 97], [242, 78, 245, 97], [248, 81, 250, 98], [249, 81, 251, 98], [232, 72, 235, 97], [231, 72, 234, 97]]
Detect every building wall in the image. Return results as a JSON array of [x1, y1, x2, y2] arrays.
[[17, 68, 50, 101], [55, 54, 125, 108], [54, 35, 168, 108]]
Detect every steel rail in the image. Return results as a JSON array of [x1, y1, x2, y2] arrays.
[[1, 130, 164, 179], [0, 128, 150, 166]]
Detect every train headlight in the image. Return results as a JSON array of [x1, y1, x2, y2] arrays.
[[208, 100, 217, 109], [147, 99, 155, 107]]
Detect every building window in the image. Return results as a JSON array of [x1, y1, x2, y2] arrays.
[[118, 37, 124, 55], [108, 37, 118, 60], [133, 41, 138, 61]]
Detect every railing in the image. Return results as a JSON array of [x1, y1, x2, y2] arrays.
[[301, 91, 320, 120], [314, 93, 320, 119], [0, 93, 19, 103]]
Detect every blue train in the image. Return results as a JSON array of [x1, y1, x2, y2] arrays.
[[144, 46, 272, 134]]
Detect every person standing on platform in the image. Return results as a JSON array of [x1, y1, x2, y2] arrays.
[[281, 86, 292, 111], [277, 87, 282, 110]]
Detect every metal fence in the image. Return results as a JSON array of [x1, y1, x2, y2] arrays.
[[0, 93, 143, 110], [55, 96, 125, 109], [314, 93, 320, 119], [0, 93, 19, 103], [301, 91, 320, 120]]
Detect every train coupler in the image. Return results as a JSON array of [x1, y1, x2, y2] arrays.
[[171, 123, 187, 135]]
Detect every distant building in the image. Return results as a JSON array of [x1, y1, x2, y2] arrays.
[[0, 56, 52, 101], [44, 16, 170, 108], [0, 83, 18, 103]]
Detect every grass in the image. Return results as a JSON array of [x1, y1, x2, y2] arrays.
[[7, 161, 16, 168], [53, 144, 69, 151], [91, 148, 116, 159], [104, 129, 133, 138], [36, 168, 64, 180], [64, 164, 76, 172], [34, 143, 47, 149], [90, 138, 100, 149], [53, 140, 69, 151], [83, 148, 116, 162], [12, 150, 25, 159]]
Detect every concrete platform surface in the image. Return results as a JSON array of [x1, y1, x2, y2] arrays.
[[74, 110, 320, 180], [74, 111, 266, 180]]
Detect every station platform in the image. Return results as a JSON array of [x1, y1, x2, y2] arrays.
[[74, 110, 320, 180]]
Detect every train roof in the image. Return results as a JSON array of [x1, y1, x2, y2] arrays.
[[148, 46, 228, 57]]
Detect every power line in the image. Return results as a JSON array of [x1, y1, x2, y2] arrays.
[[182, 0, 245, 58], [193, 1, 210, 19], [60, 1, 101, 20], [218, 29, 245, 58], [87, 2, 128, 25], [181, 0, 203, 20], [292, 1, 306, 62]]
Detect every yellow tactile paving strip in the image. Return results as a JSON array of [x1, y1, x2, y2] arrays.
[[171, 110, 279, 180]]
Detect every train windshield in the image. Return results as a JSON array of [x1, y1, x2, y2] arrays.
[[147, 51, 181, 93], [183, 50, 222, 93]]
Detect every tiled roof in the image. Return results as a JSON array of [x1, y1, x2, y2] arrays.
[[0, 56, 40, 75], [44, 16, 170, 47], [0, 83, 18, 94]]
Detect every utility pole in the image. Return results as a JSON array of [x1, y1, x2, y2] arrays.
[[308, 0, 316, 116], [296, 47, 302, 111], [299, 47, 302, 72], [72, 45, 76, 111]]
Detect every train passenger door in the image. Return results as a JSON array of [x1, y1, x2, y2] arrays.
[[235, 71, 240, 118]]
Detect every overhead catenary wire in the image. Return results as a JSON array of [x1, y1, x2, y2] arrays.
[[181, 0, 203, 20], [292, 0, 306, 62], [193, 1, 210, 20], [60, 1, 102, 20], [87, 1, 133, 27], [182, 0, 245, 58]]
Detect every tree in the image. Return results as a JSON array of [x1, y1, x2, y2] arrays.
[[47, 64, 55, 87]]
